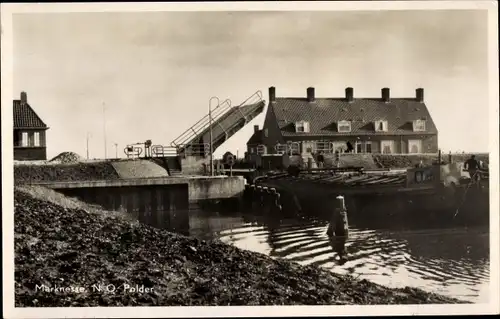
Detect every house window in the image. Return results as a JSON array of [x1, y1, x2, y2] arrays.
[[365, 142, 372, 153], [295, 121, 310, 133], [356, 143, 362, 154], [34, 132, 40, 147], [264, 128, 269, 137], [250, 147, 254, 154], [413, 120, 426, 132], [257, 145, 266, 155], [408, 140, 422, 154], [381, 140, 394, 154], [375, 120, 388, 132], [21, 132, 28, 147], [337, 120, 352, 133], [331, 142, 346, 153], [14, 132, 20, 146], [316, 141, 330, 153]]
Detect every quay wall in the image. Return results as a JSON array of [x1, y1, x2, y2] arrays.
[[28, 176, 245, 201], [39, 175, 245, 229]]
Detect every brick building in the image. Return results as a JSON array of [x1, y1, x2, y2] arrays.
[[13, 92, 49, 160], [256, 86, 438, 157]]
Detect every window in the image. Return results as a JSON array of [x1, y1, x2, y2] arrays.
[[408, 140, 422, 154], [21, 132, 28, 147], [381, 140, 394, 154], [356, 143, 362, 154], [337, 120, 352, 133], [287, 142, 300, 155], [316, 141, 330, 153], [250, 147, 254, 154], [14, 132, 20, 146], [413, 120, 426, 132], [295, 121, 310, 133], [264, 128, 269, 137], [257, 145, 266, 155], [375, 120, 388, 132], [331, 142, 346, 153], [34, 132, 40, 147], [365, 142, 372, 153]]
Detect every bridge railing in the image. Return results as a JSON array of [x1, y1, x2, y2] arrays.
[[170, 99, 232, 148], [124, 143, 211, 158], [150, 145, 178, 157]]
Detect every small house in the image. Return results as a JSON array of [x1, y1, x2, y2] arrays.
[[13, 92, 49, 160]]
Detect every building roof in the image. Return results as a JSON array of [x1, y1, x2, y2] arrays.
[[271, 97, 438, 137], [246, 130, 263, 145], [13, 100, 48, 129]]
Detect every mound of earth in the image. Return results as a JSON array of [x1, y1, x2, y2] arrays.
[[50, 152, 83, 163], [14, 187, 465, 307]]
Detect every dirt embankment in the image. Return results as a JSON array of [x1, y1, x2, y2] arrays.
[[14, 162, 120, 184], [373, 154, 489, 169], [14, 187, 465, 306]]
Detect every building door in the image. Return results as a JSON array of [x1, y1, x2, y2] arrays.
[[408, 140, 422, 154], [301, 141, 315, 154], [365, 142, 372, 153], [287, 142, 300, 155], [380, 140, 394, 154], [356, 142, 363, 154]]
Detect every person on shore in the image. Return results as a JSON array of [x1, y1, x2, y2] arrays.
[[464, 155, 481, 181], [317, 151, 325, 168]]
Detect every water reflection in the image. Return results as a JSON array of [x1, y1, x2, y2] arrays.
[[185, 210, 490, 303]]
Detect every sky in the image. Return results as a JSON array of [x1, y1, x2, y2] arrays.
[[12, 9, 490, 159]]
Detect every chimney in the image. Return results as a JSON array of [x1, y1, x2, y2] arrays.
[[20, 91, 28, 104], [254, 125, 259, 133], [269, 86, 276, 102], [381, 87, 390, 102], [345, 87, 354, 103], [416, 88, 424, 102], [307, 87, 315, 102]]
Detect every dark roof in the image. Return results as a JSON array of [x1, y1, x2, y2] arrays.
[[247, 129, 262, 145], [13, 100, 48, 129], [271, 97, 438, 137]]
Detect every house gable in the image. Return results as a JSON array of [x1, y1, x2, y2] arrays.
[[13, 98, 48, 129], [261, 102, 285, 147], [246, 130, 263, 145]]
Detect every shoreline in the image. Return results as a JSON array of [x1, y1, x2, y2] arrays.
[[14, 185, 467, 306]]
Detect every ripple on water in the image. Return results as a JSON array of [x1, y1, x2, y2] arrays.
[[192, 213, 489, 303]]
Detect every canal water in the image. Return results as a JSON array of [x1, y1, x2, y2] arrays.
[[181, 209, 489, 303]]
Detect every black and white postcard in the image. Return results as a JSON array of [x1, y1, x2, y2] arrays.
[[2, 1, 499, 318]]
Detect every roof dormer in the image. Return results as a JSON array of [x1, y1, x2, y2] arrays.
[[374, 120, 388, 132], [413, 119, 426, 132], [337, 120, 352, 133], [295, 120, 310, 133]]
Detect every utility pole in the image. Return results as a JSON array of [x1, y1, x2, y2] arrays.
[[103, 102, 107, 159], [86, 132, 91, 159], [114, 143, 118, 159], [209, 97, 220, 177]]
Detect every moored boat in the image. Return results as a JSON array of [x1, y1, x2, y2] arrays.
[[252, 162, 489, 227]]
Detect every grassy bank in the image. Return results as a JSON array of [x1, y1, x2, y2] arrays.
[[14, 186, 465, 306], [14, 161, 120, 184]]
